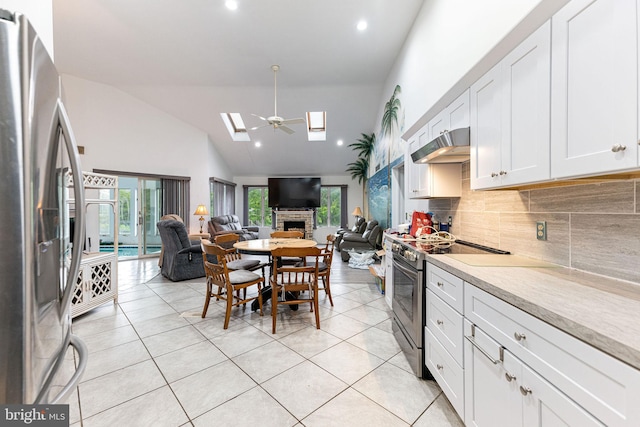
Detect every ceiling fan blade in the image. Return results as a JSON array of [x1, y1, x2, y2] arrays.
[[278, 125, 295, 134], [251, 114, 267, 121], [250, 123, 270, 131], [281, 117, 305, 125]]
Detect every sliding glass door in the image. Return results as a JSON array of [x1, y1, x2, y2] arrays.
[[117, 176, 162, 258]]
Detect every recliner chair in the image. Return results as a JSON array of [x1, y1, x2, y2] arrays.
[[208, 214, 259, 241], [334, 217, 366, 251], [339, 219, 382, 261], [157, 219, 210, 281]]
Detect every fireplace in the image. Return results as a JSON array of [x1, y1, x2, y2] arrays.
[[274, 210, 314, 239], [284, 221, 306, 232]]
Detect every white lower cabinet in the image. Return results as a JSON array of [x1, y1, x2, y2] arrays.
[[72, 252, 118, 318], [464, 319, 604, 427], [464, 283, 640, 426]]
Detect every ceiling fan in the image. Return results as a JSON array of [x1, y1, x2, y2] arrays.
[[251, 65, 305, 135]]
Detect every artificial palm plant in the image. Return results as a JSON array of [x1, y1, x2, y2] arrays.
[[346, 132, 376, 217]]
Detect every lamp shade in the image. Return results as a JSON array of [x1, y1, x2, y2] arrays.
[[193, 204, 208, 216], [351, 206, 362, 217]]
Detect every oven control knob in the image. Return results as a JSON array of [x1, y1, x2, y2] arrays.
[[405, 251, 417, 262]]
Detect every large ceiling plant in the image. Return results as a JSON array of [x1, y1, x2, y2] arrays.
[[346, 132, 376, 217]]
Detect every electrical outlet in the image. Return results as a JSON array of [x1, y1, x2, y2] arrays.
[[536, 221, 547, 241]]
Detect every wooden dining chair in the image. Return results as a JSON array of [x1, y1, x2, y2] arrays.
[[270, 246, 322, 334], [317, 234, 336, 306], [270, 230, 304, 238], [214, 233, 267, 279], [201, 240, 263, 329]]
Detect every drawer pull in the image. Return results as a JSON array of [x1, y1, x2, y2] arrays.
[[466, 325, 504, 365], [514, 332, 526, 341], [505, 372, 517, 382], [436, 319, 444, 326], [436, 281, 444, 287], [519, 386, 532, 396], [611, 144, 626, 152], [436, 364, 444, 370]]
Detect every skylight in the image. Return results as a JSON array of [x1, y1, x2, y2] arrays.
[[221, 113, 250, 141], [306, 111, 326, 141]]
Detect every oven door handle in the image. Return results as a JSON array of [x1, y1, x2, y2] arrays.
[[393, 257, 419, 278]]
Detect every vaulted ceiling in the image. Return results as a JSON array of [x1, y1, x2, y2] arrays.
[[52, 0, 424, 176]]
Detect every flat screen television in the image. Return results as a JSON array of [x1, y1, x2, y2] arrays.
[[268, 177, 321, 208]]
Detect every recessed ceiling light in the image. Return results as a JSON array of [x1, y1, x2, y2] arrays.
[[337, 139, 344, 146], [357, 20, 368, 31], [255, 141, 261, 147], [225, 1, 238, 11]]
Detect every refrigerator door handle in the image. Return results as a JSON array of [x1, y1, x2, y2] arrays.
[[46, 334, 88, 404], [54, 99, 86, 314]]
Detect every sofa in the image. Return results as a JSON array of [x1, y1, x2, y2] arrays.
[[339, 219, 382, 261], [208, 214, 259, 241], [334, 217, 366, 251], [157, 219, 212, 281]]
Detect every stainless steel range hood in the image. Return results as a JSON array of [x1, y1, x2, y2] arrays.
[[411, 127, 470, 164]]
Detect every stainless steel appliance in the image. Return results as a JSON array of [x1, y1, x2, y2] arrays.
[[390, 237, 508, 379], [0, 10, 88, 404], [411, 127, 470, 164]]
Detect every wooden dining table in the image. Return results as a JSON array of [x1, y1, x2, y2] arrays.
[[234, 238, 318, 311], [233, 237, 318, 254]]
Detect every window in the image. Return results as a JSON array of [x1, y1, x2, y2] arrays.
[[317, 186, 343, 227], [245, 186, 271, 227], [210, 178, 236, 216]]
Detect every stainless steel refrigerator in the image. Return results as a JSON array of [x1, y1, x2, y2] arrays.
[[0, 10, 88, 404]]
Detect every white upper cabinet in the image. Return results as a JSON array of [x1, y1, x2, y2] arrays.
[[551, 0, 639, 178], [470, 62, 503, 189], [471, 22, 551, 190], [501, 21, 551, 187], [430, 89, 470, 138]]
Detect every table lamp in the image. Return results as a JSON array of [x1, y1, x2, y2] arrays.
[[193, 204, 209, 234], [351, 206, 363, 220]]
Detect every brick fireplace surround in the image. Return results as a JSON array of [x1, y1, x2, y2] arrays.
[[274, 210, 314, 239]]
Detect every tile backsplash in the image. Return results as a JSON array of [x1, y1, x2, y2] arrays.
[[426, 162, 640, 284]]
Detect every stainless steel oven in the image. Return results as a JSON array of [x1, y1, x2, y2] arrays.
[[389, 236, 510, 380], [391, 241, 430, 379]]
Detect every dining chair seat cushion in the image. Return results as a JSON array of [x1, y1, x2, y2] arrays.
[[228, 269, 262, 285], [295, 260, 327, 271], [227, 259, 261, 270]]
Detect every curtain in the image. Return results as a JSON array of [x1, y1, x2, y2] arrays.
[[210, 178, 236, 217], [162, 178, 190, 227], [340, 185, 348, 228]]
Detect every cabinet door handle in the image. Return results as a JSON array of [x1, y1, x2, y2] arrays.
[[499, 170, 507, 175], [491, 172, 498, 177], [505, 372, 517, 382], [514, 332, 526, 341], [436, 319, 444, 326], [465, 336, 503, 365], [436, 281, 444, 287], [611, 144, 627, 152], [436, 364, 444, 370], [519, 386, 532, 396]]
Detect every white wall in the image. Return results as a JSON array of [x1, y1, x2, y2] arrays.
[[60, 75, 233, 234], [0, 0, 54, 58], [384, 0, 545, 133], [233, 175, 363, 241]]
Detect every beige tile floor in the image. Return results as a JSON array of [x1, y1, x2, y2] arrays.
[[63, 253, 464, 427]]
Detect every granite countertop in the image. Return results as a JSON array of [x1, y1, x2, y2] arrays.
[[423, 253, 640, 371]]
